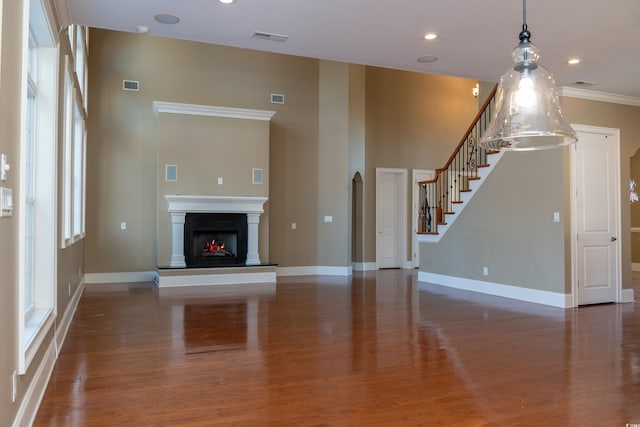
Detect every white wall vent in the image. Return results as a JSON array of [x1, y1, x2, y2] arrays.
[[123, 80, 140, 91], [271, 93, 285, 104]]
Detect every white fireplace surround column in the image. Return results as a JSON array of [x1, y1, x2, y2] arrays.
[[165, 195, 268, 268]]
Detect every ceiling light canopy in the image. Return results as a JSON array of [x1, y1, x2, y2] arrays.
[[154, 13, 180, 25], [568, 58, 580, 65], [478, 0, 577, 151], [219, 0, 236, 4], [417, 55, 438, 63], [423, 33, 437, 40]]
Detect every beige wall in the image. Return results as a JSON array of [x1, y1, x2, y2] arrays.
[[87, 30, 477, 271], [420, 150, 567, 292], [1, 1, 85, 425], [631, 149, 640, 263], [364, 67, 479, 262], [155, 113, 270, 266], [419, 96, 640, 295], [562, 97, 640, 290], [86, 29, 321, 271]]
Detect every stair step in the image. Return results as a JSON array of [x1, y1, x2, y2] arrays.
[[485, 150, 500, 155], [452, 201, 463, 204], [477, 164, 490, 168], [460, 189, 472, 193], [468, 177, 481, 181], [418, 232, 439, 236]]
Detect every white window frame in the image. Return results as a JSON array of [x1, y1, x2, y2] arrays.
[[61, 24, 88, 248], [18, 0, 59, 375]]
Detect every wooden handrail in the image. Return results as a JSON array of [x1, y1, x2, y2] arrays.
[[441, 85, 498, 172]]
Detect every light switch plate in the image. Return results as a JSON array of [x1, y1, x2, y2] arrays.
[[217, 177, 223, 185], [553, 212, 560, 223], [0, 187, 13, 217], [324, 216, 333, 223], [0, 153, 9, 181]]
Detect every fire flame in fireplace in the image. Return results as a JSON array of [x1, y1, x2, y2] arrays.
[[202, 240, 233, 257]]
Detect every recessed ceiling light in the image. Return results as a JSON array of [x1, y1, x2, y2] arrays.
[[424, 33, 438, 41], [219, 0, 236, 3], [417, 55, 438, 64], [568, 58, 580, 65], [154, 14, 180, 25]]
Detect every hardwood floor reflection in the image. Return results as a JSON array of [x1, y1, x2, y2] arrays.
[[34, 270, 640, 426]]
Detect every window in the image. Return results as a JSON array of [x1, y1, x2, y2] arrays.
[[61, 30, 88, 247], [18, 0, 58, 374]]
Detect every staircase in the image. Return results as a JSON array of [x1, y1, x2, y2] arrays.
[[418, 85, 503, 242]]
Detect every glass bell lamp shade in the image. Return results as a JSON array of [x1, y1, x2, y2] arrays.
[[479, 40, 577, 151]]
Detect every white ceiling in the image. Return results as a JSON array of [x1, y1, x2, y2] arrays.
[[64, 0, 640, 98]]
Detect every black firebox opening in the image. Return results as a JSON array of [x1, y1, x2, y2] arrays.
[[184, 213, 247, 267]]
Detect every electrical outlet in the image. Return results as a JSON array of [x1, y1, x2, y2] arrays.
[[553, 212, 560, 223], [291, 223, 296, 230], [12, 371, 17, 403], [120, 222, 127, 230], [483, 266, 489, 276], [217, 177, 223, 185]]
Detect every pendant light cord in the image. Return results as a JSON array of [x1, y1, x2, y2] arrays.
[[519, 0, 531, 43]]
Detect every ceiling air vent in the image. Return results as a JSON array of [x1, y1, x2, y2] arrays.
[[123, 80, 140, 91], [252, 31, 288, 42], [271, 93, 285, 104], [573, 80, 597, 87]]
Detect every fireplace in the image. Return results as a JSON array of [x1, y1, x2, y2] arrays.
[[165, 195, 267, 268], [184, 213, 247, 267]]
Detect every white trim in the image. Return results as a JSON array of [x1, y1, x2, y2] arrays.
[[560, 87, 640, 107], [352, 262, 377, 272], [570, 125, 622, 306], [156, 271, 276, 287], [165, 195, 268, 214], [55, 280, 84, 351], [632, 263, 640, 272], [418, 271, 571, 308], [417, 150, 506, 243], [152, 101, 276, 121], [411, 169, 435, 268], [11, 339, 57, 427], [164, 195, 268, 268], [276, 266, 354, 276], [622, 288, 635, 303], [375, 168, 407, 269], [85, 271, 157, 284]]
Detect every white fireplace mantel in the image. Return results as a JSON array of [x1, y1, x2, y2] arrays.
[[165, 195, 268, 268]]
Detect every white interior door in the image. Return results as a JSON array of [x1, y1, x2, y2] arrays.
[[376, 168, 407, 269], [412, 169, 435, 268], [572, 126, 620, 305]]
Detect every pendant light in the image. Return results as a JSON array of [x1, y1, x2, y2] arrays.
[[478, 0, 577, 151]]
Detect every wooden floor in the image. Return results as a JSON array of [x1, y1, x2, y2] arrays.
[[35, 270, 640, 426]]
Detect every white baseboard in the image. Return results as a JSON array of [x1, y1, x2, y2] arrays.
[[352, 262, 377, 272], [418, 271, 570, 308], [276, 266, 353, 276], [622, 288, 635, 303], [156, 271, 276, 287], [55, 280, 85, 352], [13, 278, 85, 427], [632, 263, 640, 272], [85, 271, 157, 284]]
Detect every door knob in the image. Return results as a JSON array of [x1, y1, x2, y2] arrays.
[[611, 236, 617, 242]]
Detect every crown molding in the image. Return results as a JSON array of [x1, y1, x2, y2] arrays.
[[152, 101, 277, 121], [560, 87, 640, 107]]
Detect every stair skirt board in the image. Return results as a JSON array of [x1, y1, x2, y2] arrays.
[[418, 271, 571, 308]]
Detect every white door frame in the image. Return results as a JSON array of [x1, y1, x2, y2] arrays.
[[376, 168, 408, 269], [411, 169, 435, 268], [570, 124, 622, 307]]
